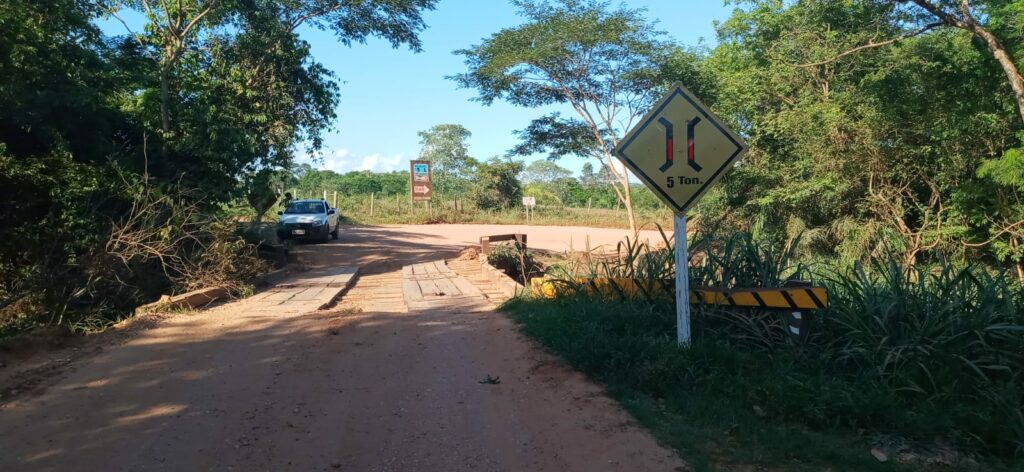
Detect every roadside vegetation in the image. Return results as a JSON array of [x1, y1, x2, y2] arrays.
[[0, 0, 438, 337], [456, 1, 1024, 468], [4, 0, 1024, 467], [504, 231, 1024, 470]]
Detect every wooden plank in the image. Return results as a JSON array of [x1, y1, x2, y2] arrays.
[[290, 287, 325, 301], [432, 260, 453, 276], [263, 289, 298, 302], [424, 261, 441, 275], [402, 279, 423, 302], [433, 276, 461, 297], [451, 276, 484, 299], [417, 277, 441, 296]]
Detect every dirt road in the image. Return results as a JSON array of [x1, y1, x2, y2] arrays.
[[0, 224, 684, 471]]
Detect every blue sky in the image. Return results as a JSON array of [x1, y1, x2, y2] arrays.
[[98, 1, 737, 176]]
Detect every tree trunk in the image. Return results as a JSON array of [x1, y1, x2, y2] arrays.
[[910, 1, 1024, 123], [1011, 237, 1024, 284], [621, 163, 637, 233], [159, 63, 171, 157], [963, 23, 1024, 124]]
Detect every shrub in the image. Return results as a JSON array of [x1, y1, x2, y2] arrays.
[[527, 230, 1024, 460], [1, 172, 270, 334]]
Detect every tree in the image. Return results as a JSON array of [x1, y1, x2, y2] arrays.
[[453, 0, 669, 232], [795, 1, 1024, 125], [471, 158, 525, 210], [417, 124, 479, 196], [101, 0, 437, 180], [521, 160, 572, 184], [698, 0, 1020, 266], [0, 0, 440, 329], [244, 169, 280, 224], [580, 162, 598, 186]]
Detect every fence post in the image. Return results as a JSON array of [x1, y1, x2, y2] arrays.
[[370, 192, 375, 217], [333, 191, 337, 209]]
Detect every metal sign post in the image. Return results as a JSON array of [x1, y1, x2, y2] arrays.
[[674, 213, 691, 345], [613, 82, 747, 346]]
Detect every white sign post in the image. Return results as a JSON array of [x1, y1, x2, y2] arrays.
[[522, 196, 536, 225], [674, 214, 691, 344], [613, 83, 747, 345]]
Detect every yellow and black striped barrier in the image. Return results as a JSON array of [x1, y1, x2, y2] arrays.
[[692, 286, 827, 310], [529, 277, 828, 310]]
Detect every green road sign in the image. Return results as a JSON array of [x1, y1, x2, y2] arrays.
[[614, 82, 747, 214]]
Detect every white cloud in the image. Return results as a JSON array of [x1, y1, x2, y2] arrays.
[[300, 148, 405, 174]]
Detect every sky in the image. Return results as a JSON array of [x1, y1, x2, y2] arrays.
[[97, 1, 738, 176]]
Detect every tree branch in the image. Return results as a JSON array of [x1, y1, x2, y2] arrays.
[[796, 21, 944, 67], [963, 219, 1024, 247], [290, 1, 348, 32], [905, 0, 965, 28]]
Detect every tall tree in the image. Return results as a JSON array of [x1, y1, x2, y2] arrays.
[[700, 0, 1020, 266], [453, 0, 668, 232], [521, 160, 572, 184], [796, 1, 1024, 124], [101, 0, 437, 176], [417, 124, 479, 196]]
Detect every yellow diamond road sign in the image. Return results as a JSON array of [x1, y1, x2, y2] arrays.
[[614, 82, 747, 214]]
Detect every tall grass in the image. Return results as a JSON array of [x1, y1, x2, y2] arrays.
[[516, 230, 1024, 464]]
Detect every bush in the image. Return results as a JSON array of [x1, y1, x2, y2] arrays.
[[471, 158, 524, 210], [0, 171, 270, 335], [487, 243, 541, 283], [517, 231, 1024, 464]]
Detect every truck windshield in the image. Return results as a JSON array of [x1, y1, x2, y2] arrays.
[[284, 202, 325, 214]]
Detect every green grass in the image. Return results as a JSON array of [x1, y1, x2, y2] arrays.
[[503, 295, 1021, 471], [503, 296, 911, 471], [505, 232, 1024, 470]]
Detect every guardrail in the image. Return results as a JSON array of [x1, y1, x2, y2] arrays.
[[529, 277, 828, 342], [479, 233, 527, 256]]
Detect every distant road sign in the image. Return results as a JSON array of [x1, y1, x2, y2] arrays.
[[410, 160, 432, 201], [614, 82, 747, 213], [522, 196, 536, 207]]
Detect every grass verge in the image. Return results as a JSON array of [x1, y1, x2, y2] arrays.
[[501, 295, 1020, 471]]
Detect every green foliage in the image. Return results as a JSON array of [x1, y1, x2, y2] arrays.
[[453, 0, 676, 230], [470, 158, 525, 210], [244, 169, 282, 223], [678, 0, 1024, 270], [0, 0, 438, 333], [520, 159, 572, 184], [292, 168, 410, 198], [511, 232, 1024, 465], [417, 123, 478, 196], [487, 243, 540, 283], [505, 297, 909, 471]]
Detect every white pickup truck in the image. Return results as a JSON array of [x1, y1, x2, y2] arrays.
[[276, 199, 339, 243]]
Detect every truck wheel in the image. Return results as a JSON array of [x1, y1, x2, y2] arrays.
[[330, 225, 338, 240]]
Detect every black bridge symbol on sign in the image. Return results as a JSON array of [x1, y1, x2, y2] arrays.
[[658, 116, 703, 173]]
